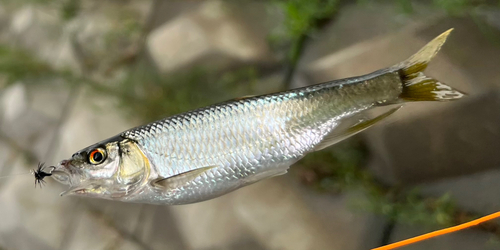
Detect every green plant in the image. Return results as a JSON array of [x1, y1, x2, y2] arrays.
[[272, 0, 339, 41], [61, 0, 80, 20], [270, 0, 340, 89], [0, 45, 55, 87], [393, 0, 500, 16], [112, 62, 261, 123], [296, 138, 457, 227]]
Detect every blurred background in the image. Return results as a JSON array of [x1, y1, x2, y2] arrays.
[[0, 0, 499, 249]]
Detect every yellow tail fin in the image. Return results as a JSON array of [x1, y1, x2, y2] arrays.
[[397, 29, 466, 101]]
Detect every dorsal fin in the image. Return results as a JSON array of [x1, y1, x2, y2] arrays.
[[232, 95, 256, 101]]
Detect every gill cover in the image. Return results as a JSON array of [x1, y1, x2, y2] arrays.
[[116, 139, 151, 191]]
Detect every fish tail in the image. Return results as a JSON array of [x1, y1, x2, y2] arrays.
[[396, 28, 466, 102]]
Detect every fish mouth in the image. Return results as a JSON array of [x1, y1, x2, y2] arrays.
[[51, 166, 85, 196], [50, 160, 79, 187], [51, 169, 71, 186]]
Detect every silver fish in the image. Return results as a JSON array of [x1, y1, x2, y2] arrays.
[[50, 29, 464, 205]]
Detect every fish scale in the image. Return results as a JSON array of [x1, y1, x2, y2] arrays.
[[118, 73, 401, 203]]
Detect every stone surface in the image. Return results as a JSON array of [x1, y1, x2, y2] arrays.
[[170, 193, 251, 250], [27, 79, 71, 120], [0, 83, 57, 158], [304, 16, 500, 184], [477, 7, 500, 31], [233, 177, 343, 250], [418, 168, 500, 215], [1, 82, 27, 122], [8, 6, 81, 73], [0, 141, 16, 190], [63, 209, 123, 250], [0, 156, 79, 250], [133, 205, 187, 250], [289, 177, 388, 250], [147, 0, 279, 73], [299, 1, 441, 68], [52, 86, 134, 163], [416, 17, 500, 91], [83, 199, 187, 250], [368, 90, 500, 185]]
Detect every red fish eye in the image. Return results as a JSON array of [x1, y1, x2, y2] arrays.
[[89, 148, 106, 164]]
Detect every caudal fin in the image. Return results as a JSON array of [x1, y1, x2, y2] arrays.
[[397, 28, 466, 102]]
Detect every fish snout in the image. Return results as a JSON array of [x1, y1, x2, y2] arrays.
[[50, 160, 75, 186]]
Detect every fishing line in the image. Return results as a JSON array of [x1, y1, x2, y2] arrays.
[[372, 211, 500, 250], [0, 172, 32, 179]]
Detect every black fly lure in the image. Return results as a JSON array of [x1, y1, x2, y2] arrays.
[[31, 162, 54, 188]]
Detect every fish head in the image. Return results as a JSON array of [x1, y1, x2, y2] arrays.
[[51, 136, 150, 200]]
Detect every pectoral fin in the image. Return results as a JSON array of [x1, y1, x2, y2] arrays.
[[313, 106, 401, 151], [152, 166, 216, 189]]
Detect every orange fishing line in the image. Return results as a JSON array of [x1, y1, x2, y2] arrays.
[[372, 211, 500, 250]]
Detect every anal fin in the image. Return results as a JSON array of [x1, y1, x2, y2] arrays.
[[313, 106, 401, 151], [243, 167, 289, 186]]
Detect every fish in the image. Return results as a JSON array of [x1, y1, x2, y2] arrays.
[[49, 29, 464, 205]]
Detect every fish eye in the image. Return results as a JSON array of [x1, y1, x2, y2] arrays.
[[89, 148, 107, 165]]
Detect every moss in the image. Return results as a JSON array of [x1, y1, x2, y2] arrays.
[[271, 0, 339, 41], [390, 0, 500, 16], [61, 0, 80, 20], [296, 138, 369, 193], [112, 61, 261, 123], [295, 137, 457, 227], [0, 45, 56, 87]]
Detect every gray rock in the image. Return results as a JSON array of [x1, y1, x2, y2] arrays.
[[170, 193, 251, 250], [476, 7, 500, 31], [27, 79, 71, 120], [304, 18, 500, 184], [299, 1, 441, 68], [368, 90, 500, 185], [50, 86, 134, 164], [0, 155, 82, 250], [305, 27, 473, 98], [147, 0, 203, 30], [82, 199, 186, 250], [416, 17, 500, 91], [1, 82, 28, 123], [84, 199, 145, 235], [63, 209, 124, 250], [202, 239, 267, 250], [133, 205, 187, 250], [233, 177, 341, 250], [146, 0, 278, 74], [0, 4, 11, 43], [0, 108, 54, 150], [0, 83, 56, 157], [0, 227, 55, 250], [289, 177, 388, 250], [0, 141, 16, 190], [9, 6, 81, 73], [418, 168, 500, 215]]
